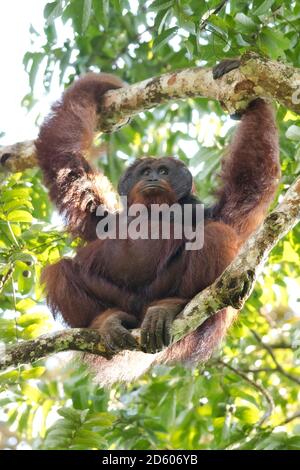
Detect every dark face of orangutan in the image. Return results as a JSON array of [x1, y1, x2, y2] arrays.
[[118, 157, 193, 205]]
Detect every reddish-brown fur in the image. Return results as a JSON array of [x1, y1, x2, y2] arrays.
[[36, 73, 280, 382]]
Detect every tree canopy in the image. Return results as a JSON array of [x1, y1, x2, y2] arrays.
[[0, 0, 300, 450]]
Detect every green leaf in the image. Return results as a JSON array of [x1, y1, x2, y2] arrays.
[[150, 0, 174, 12], [235, 406, 260, 424], [2, 188, 31, 200], [0, 370, 19, 383], [44, 0, 63, 24], [9, 252, 36, 265], [21, 367, 46, 379], [58, 407, 85, 424], [3, 199, 33, 213], [7, 210, 33, 223], [16, 298, 36, 312], [286, 437, 300, 450], [254, 0, 276, 16], [153, 27, 178, 52], [184, 39, 194, 61], [234, 13, 257, 33], [258, 27, 290, 58], [155, 8, 172, 35], [82, 0, 92, 33], [282, 241, 299, 263], [85, 412, 116, 428], [93, 0, 110, 28]]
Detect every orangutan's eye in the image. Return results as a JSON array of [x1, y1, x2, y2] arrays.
[[158, 166, 169, 175], [141, 167, 151, 176]]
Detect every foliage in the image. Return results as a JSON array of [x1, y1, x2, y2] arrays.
[[1, 0, 300, 450]]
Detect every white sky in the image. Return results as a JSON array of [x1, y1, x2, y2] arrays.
[[0, 0, 227, 150], [0, 0, 54, 145]]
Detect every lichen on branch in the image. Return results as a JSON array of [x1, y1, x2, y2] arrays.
[[1, 175, 299, 371], [1, 52, 299, 172]]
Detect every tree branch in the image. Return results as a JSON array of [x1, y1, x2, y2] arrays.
[[171, 175, 300, 343], [250, 330, 300, 385], [1, 174, 299, 371], [278, 411, 300, 427], [217, 359, 275, 426], [1, 52, 300, 371], [0, 329, 110, 371], [1, 52, 300, 172]]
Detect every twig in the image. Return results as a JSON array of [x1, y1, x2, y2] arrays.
[[0, 265, 14, 294], [251, 330, 300, 385], [200, 0, 229, 31], [278, 411, 300, 427], [238, 367, 276, 374], [217, 359, 275, 426]]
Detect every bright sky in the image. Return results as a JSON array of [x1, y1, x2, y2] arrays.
[[0, 0, 55, 145], [0, 0, 227, 151]]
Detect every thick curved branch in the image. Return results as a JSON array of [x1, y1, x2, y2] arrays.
[[0, 329, 109, 371], [171, 177, 300, 342], [1, 52, 300, 172], [1, 174, 299, 371]]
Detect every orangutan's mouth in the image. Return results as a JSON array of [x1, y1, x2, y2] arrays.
[[141, 183, 167, 193]]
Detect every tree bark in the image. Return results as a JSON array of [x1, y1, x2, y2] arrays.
[[1, 52, 300, 172], [1, 52, 300, 371], [1, 175, 299, 371]]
